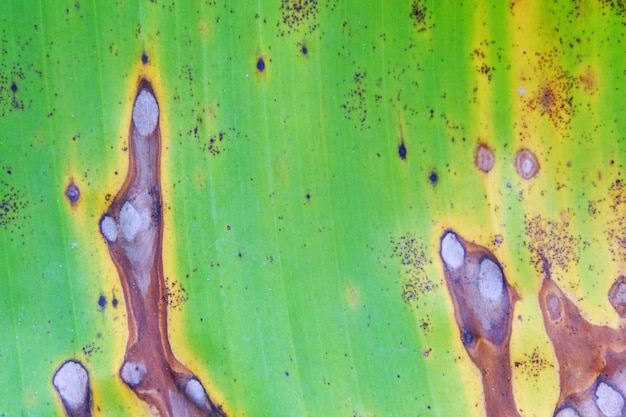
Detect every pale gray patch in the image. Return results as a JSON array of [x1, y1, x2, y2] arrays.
[[595, 382, 624, 417], [132, 89, 159, 136], [120, 202, 142, 242], [478, 258, 504, 304], [100, 215, 118, 242], [441, 232, 465, 270], [555, 407, 580, 417], [185, 378, 211, 411], [134, 270, 151, 300], [547, 294, 562, 322], [616, 283, 626, 304], [53, 360, 89, 411], [120, 360, 147, 387]]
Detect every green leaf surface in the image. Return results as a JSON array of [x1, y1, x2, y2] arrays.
[[1, 1, 626, 416]]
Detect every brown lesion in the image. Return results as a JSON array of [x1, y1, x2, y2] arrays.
[[99, 78, 226, 417], [438, 231, 522, 417], [539, 258, 626, 416]]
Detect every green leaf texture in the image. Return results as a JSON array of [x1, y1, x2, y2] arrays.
[[1, 1, 625, 416]]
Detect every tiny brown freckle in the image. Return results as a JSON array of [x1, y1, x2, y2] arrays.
[[474, 144, 495, 173], [515, 148, 539, 180]]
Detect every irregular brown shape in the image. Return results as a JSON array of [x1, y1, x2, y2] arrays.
[[99, 79, 226, 417], [474, 143, 495, 173], [514, 148, 539, 180], [439, 230, 521, 417], [539, 259, 626, 416]]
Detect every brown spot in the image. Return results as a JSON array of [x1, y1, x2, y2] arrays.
[[514, 148, 539, 180], [99, 78, 226, 417], [579, 66, 598, 93], [608, 275, 626, 318], [439, 231, 522, 417], [474, 143, 495, 173]]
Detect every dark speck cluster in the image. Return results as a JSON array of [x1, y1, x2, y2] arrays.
[[0, 181, 29, 230], [390, 233, 436, 305], [340, 71, 369, 130], [278, 0, 319, 36], [525, 212, 580, 275]]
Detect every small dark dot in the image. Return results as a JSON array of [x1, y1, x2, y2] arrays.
[[285, 371, 290, 377], [301, 45, 308, 55], [256, 57, 265, 72], [6, 169, 12, 175], [398, 142, 407, 160], [227, 225, 231, 230], [98, 295, 106, 309], [429, 171, 438, 184], [112, 297, 118, 308], [141, 53, 148, 64], [10, 82, 17, 93], [65, 182, 80, 204], [306, 193, 311, 200]]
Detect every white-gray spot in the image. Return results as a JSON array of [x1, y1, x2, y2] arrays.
[[100, 215, 118, 242], [120, 201, 143, 242], [441, 232, 465, 270], [53, 360, 90, 411], [595, 382, 625, 417], [555, 407, 580, 417], [478, 258, 504, 304], [132, 88, 159, 136], [185, 378, 211, 411], [120, 360, 147, 387]]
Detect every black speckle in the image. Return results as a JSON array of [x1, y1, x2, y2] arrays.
[[65, 182, 80, 204], [429, 171, 438, 185], [227, 225, 231, 231], [256, 57, 265, 72], [398, 142, 407, 160], [10, 82, 17, 93], [306, 193, 311, 200], [285, 371, 290, 377], [112, 296, 118, 308], [141, 53, 148, 64], [301, 45, 308, 55], [98, 295, 106, 309]]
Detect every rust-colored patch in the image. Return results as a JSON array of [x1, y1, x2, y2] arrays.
[[99, 79, 226, 417], [539, 260, 626, 415], [579, 66, 598, 94], [514, 148, 539, 180], [474, 143, 495, 173], [523, 51, 575, 130], [439, 231, 521, 417]]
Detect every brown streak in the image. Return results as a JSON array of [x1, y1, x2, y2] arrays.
[[439, 231, 521, 417], [102, 79, 226, 417], [539, 271, 626, 413]]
